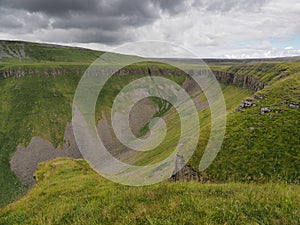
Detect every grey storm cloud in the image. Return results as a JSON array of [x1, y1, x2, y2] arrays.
[[153, 0, 187, 14], [193, 0, 269, 12], [0, 0, 188, 44], [1, 0, 185, 16], [0, 0, 99, 15]]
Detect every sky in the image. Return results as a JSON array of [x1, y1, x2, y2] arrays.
[[0, 0, 300, 58]]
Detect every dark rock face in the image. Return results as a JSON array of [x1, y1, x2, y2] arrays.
[[0, 68, 84, 78], [10, 123, 82, 185], [169, 154, 208, 183], [0, 65, 265, 92], [170, 165, 204, 182], [0, 63, 270, 94], [116, 67, 267, 92], [213, 71, 265, 91], [0, 66, 185, 79]]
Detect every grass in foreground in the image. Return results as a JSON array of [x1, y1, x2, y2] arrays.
[[0, 158, 299, 225]]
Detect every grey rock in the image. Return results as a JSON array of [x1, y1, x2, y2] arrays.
[[169, 154, 208, 183], [289, 103, 299, 109], [238, 99, 257, 110], [254, 95, 264, 100], [260, 107, 271, 114]]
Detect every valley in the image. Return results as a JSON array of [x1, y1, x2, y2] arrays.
[[0, 41, 299, 224]]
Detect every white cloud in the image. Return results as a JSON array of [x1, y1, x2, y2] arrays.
[[0, 0, 300, 58], [285, 46, 294, 50]]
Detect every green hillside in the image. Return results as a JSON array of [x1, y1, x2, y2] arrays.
[[0, 40, 102, 64], [205, 73, 300, 183]]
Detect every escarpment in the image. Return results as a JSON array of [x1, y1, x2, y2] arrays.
[[0, 65, 268, 91], [0, 67, 85, 78], [212, 70, 265, 91]]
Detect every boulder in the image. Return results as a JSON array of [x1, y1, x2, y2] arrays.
[[260, 107, 271, 114]]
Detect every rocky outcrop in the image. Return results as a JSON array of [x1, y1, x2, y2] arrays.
[[0, 42, 27, 61], [0, 66, 184, 79], [212, 70, 265, 91], [237, 98, 257, 111], [0, 68, 84, 78], [169, 154, 209, 183], [0, 64, 266, 92], [10, 123, 82, 185], [114, 66, 184, 77], [288, 102, 299, 109]]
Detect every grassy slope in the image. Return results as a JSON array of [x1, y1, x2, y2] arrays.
[[0, 40, 103, 65], [1, 158, 299, 225], [206, 73, 300, 183], [129, 84, 252, 167], [188, 63, 300, 184], [225, 61, 300, 84], [0, 74, 80, 206]]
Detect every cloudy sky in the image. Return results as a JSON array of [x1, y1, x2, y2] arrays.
[[0, 0, 300, 58]]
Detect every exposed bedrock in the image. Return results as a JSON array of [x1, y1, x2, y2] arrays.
[[0, 68, 84, 78], [1, 66, 265, 92], [169, 154, 209, 183], [10, 123, 82, 185], [212, 71, 265, 91]]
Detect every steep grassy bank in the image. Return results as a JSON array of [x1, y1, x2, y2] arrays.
[[0, 74, 80, 206], [1, 158, 299, 225], [205, 73, 300, 183], [129, 84, 251, 167]]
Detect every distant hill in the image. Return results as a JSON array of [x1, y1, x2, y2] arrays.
[[164, 56, 300, 65], [0, 40, 103, 63]]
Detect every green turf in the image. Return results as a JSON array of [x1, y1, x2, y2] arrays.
[[206, 73, 300, 183], [1, 158, 299, 225]]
